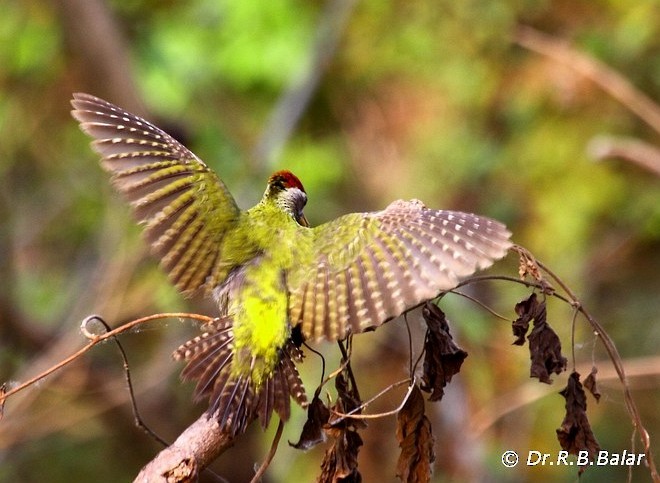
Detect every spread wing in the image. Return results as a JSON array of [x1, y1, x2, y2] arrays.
[[288, 199, 511, 341], [71, 93, 241, 295]]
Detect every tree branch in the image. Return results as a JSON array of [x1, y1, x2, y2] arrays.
[[252, 0, 358, 169], [53, 0, 146, 114], [514, 25, 660, 135], [134, 412, 234, 483], [588, 135, 660, 177]]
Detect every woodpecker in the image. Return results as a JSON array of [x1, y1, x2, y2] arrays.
[[71, 93, 512, 436]]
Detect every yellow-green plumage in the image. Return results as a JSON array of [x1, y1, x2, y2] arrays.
[[71, 93, 512, 436], [225, 203, 302, 382]]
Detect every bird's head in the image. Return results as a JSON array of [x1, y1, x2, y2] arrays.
[[264, 170, 309, 227]]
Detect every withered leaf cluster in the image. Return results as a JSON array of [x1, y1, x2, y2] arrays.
[[512, 293, 567, 383], [396, 385, 436, 483], [420, 303, 468, 401], [318, 370, 364, 483], [291, 365, 364, 482], [556, 371, 601, 471]]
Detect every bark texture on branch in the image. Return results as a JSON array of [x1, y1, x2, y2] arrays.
[[134, 413, 234, 483]]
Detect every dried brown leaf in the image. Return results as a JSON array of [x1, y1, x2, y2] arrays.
[[290, 391, 330, 450], [332, 371, 364, 425], [512, 294, 567, 383], [318, 429, 363, 483], [396, 385, 435, 483], [526, 299, 567, 383], [420, 303, 468, 401], [517, 247, 542, 281], [512, 293, 538, 345], [583, 366, 601, 402], [323, 372, 367, 433], [318, 364, 365, 482], [515, 247, 555, 294], [556, 371, 601, 470]]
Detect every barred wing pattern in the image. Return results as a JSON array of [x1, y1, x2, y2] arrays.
[[71, 93, 240, 295], [173, 317, 307, 436], [289, 200, 512, 341]]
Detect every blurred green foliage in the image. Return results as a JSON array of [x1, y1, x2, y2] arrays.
[[1, 0, 658, 481]]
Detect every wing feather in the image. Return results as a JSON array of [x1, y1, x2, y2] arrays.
[[333, 270, 350, 338], [375, 227, 418, 309], [325, 267, 340, 339], [364, 241, 394, 323], [357, 249, 382, 331], [71, 93, 241, 295], [313, 265, 329, 340], [289, 200, 511, 341]]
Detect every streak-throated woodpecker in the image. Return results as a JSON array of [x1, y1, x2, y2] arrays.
[[71, 93, 511, 436]]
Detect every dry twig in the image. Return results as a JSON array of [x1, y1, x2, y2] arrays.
[[515, 25, 660, 135]]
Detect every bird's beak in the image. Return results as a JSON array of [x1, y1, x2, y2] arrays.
[[298, 212, 309, 227]]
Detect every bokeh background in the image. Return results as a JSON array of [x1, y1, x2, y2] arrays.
[[1, 0, 659, 481]]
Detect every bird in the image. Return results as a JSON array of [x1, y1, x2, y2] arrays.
[[71, 93, 512, 437]]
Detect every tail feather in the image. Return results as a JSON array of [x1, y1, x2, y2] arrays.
[[175, 318, 233, 400], [214, 375, 253, 434], [258, 373, 275, 428], [274, 362, 290, 421], [257, 339, 308, 427], [282, 343, 307, 406], [173, 317, 308, 437], [272, 360, 291, 423]]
